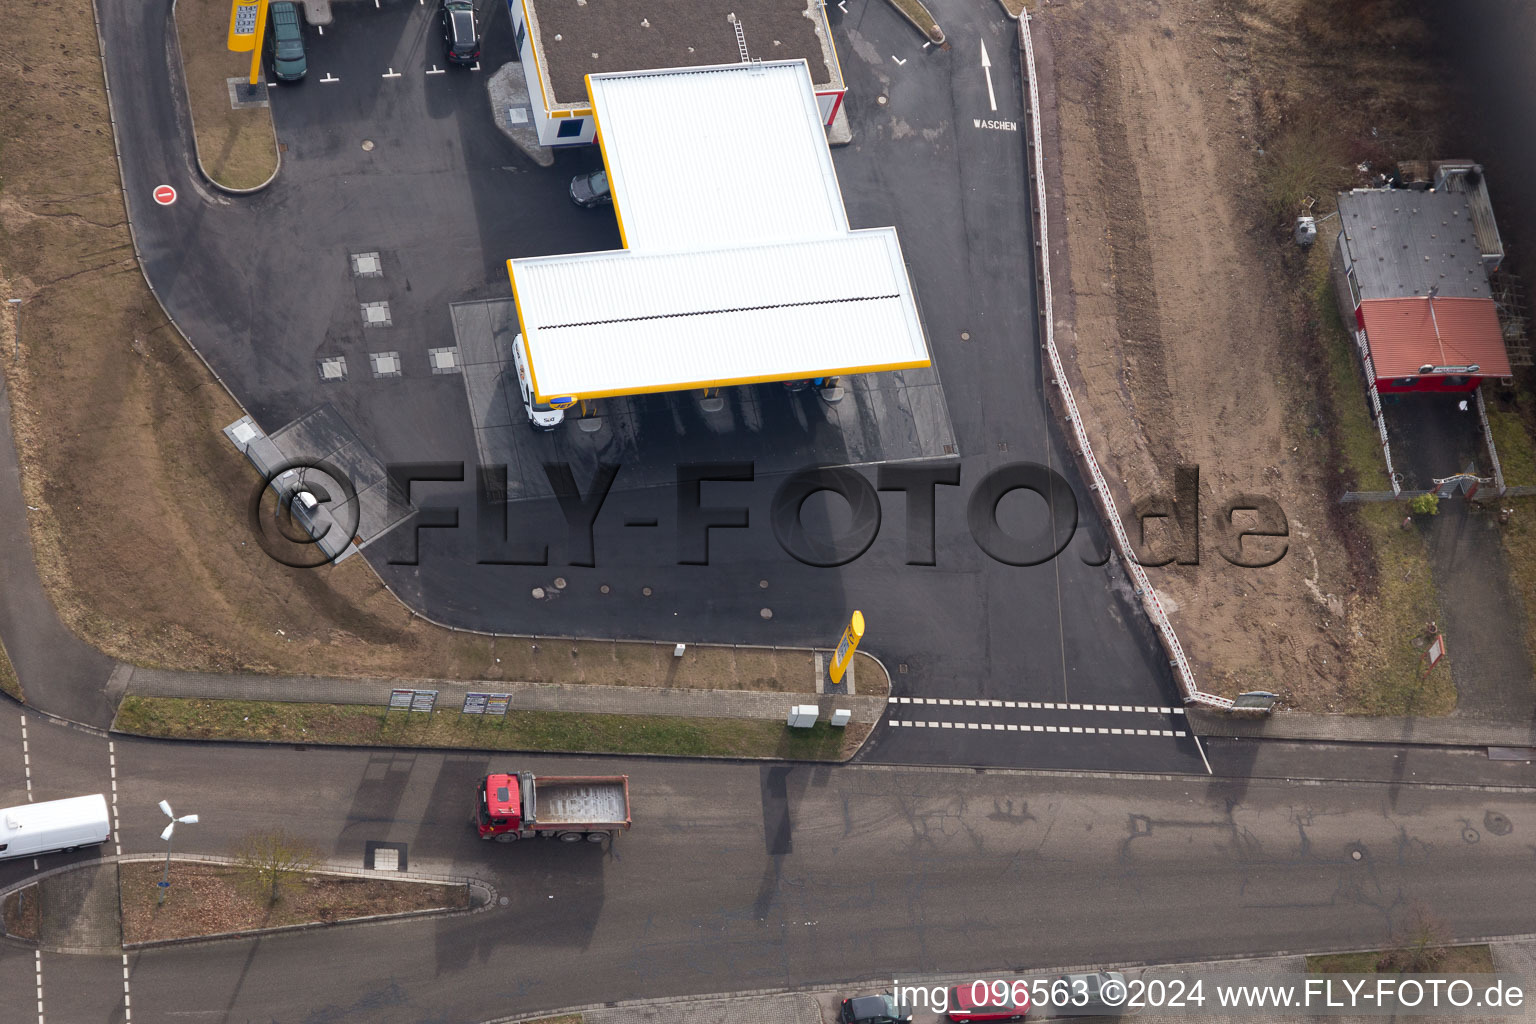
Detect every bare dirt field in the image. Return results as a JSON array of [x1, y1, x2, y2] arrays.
[[1038, 0, 1455, 709]]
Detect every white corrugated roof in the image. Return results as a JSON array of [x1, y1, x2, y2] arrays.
[[593, 62, 849, 251], [508, 60, 929, 400], [512, 230, 926, 399]]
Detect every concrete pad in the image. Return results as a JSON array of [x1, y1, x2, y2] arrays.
[[488, 64, 555, 168]]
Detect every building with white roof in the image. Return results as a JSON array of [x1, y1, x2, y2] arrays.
[[506, 60, 930, 405]]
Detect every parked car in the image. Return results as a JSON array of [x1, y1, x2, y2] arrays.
[[838, 994, 913, 1024], [511, 333, 566, 430], [440, 0, 480, 65], [569, 167, 611, 208], [947, 984, 1029, 1022], [1051, 972, 1128, 1016], [264, 1, 307, 81]]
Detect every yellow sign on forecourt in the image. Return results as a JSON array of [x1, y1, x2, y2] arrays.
[[228, 0, 269, 84], [828, 610, 865, 686]]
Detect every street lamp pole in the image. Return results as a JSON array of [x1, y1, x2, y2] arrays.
[[156, 799, 199, 906]]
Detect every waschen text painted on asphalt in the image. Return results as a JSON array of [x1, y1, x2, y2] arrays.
[[249, 460, 1287, 570], [974, 118, 1019, 131]]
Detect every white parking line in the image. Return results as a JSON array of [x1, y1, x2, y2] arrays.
[[383, 68, 402, 78], [427, 65, 446, 75], [321, 73, 340, 83]]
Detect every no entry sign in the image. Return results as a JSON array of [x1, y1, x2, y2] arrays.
[[153, 184, 177, 206]]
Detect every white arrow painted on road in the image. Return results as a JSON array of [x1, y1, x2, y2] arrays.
[[981, 39, 997, 112]]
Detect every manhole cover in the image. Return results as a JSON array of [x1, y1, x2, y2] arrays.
[[1485, 810, 1513, 836], [759, 579, 769, 589], [362, 139, 375, 151], [760, 607, 773, 619], [600, 584, 610, 594], [553, 577, 567, 589], [642, 586, 653, 596], [531, 587, 546, 599], [499, 896, 509, 906]]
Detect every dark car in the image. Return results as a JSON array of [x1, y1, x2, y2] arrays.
[[569, 167, 611, 208], [440, 0, 480, 64], [838, 994, 913, 1024], [947, 984, 1029, 1022], [1051, 972, 1128, 1017], [264, 1, 307, 81]]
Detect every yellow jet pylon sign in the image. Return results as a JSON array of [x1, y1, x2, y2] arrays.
[[828, 610, 865, 686], [227, 0, 269, 84]]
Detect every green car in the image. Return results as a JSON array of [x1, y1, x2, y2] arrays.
[[265, 1, 308, 82]]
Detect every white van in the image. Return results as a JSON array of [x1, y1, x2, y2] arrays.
[[511, 334, 568, 431], [0, 794, 111, 861]]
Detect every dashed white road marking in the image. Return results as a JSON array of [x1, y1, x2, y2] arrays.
[[20, 714, 33, 800], [35, 949, 44, 1023], [108, 740, 123, 858], [122, 953, 134, 1022], [889, 720, 1186, 738], [890, 696, 1185, 714]]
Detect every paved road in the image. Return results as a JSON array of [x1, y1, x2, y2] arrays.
[[5, 700, 1536, 1022], [87, 0, 1197, 771]]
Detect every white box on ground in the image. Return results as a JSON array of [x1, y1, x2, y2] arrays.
[[829, 709, 851, 727], [787, 704, 819, 728], [673, 643, 686, 657]]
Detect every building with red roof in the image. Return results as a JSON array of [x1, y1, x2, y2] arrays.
[[1331, 180, 1512, 393]]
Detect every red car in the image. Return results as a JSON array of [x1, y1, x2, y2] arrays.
[[947, 985, 1030, 1022]]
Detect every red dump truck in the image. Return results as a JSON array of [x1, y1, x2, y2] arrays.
[[475, 771, 631, 843]]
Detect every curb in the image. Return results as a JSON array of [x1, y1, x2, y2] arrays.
[[169, 0, 283, 194]]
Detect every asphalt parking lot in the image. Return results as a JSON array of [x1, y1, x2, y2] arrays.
[[107, 0, 1204, 770]]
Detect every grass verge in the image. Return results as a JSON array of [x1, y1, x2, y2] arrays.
[[1307, 944, 1494, 974], [1307, 242, 1451, 715], [1496, 495, 1536, 667], [114, 696, 868, 760], [0, 637, 21, 702], [1, 885, 41, 941], [119, 860, 467, 944], [173, 0, 280, 189]]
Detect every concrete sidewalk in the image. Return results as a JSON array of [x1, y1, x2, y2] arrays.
[[1190, 709, 1536, 749], [495, 938, 1536, 1024], [119, 665, 890, 726]]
